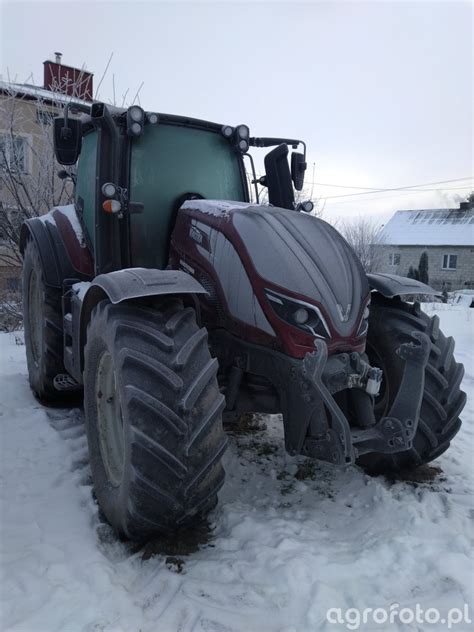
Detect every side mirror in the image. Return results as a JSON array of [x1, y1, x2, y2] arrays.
[[291, 152, 306, 191], [264, 144, 295, 210], [53, 117, 82, 165]]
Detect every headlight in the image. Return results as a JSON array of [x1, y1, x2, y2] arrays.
[[294, 308, 309, 325], [236, 124, 249, 139], [265, 289, 331, 339], [127, 106, 145, 136], [238, 139, 249, 152], [130, 122, 142, 135], [221, 125, 234, 138], [146, 112, 159, 125], [129, 106, 143, 122]]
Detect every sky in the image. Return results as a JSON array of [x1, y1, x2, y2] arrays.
[[1, 0, 473, 222]]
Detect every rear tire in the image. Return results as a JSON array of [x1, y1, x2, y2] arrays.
[[360, 296, 466, 473], [22, 239, 67, 403], [83, 298, 227, 540]]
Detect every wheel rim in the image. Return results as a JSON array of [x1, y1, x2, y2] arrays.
[[28, 269, 43, 364], [96, 351, 125, 487]]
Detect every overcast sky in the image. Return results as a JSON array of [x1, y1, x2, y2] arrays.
[[1, 0, 472, 221]]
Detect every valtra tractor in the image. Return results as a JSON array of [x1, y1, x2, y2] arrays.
[[21, 102, 465, 540]]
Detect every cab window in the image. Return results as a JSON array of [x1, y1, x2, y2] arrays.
[[129, 124, 246, 268]]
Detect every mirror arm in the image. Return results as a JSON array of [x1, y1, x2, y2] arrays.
[[61, 103, 71, 140], [61, 101, 91, 139], [300, 140, 307, 161], [250, 137, 306, 159], [244, 152, 259, 203]]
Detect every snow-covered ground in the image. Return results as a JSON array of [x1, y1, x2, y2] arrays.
[[1, 305, 473, 632]]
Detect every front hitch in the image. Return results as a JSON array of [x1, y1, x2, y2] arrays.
[[292, 332, 431, 465], [350, 331, 431, 456]]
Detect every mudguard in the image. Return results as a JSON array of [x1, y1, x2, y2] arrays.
[[75, 268, 208, 377], [20, 205, 93, 288], [367, 273, 440, 298], [85, 267, 208, 304]]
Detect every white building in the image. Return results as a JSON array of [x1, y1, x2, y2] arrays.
[[377, 202, 474, 291]]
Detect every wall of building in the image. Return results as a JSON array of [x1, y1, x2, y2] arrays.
[[0, 92, 69, 292], [376, 244, 474, 290]]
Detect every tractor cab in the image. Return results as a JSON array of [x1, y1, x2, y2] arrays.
[[54, 103, 308, 276]]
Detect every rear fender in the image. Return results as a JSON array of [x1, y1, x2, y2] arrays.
[[367, 273, 440, 299], [20, 205, 93, 288], [77, 268, 208, 375]]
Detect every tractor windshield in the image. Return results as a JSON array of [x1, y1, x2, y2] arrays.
[[129, 123, 247, 268]]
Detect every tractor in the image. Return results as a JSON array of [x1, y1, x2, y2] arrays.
[[20, 103, 466, 540]]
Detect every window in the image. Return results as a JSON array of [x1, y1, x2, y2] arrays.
[[129, 123, 246, 268], [75, 131, 99, 250], [442, 254, 457, 270], [389, 253, 400, 266], [0, 133, 28, 173]]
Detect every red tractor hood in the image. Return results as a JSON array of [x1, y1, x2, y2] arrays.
[[170, 200, 370, 356]]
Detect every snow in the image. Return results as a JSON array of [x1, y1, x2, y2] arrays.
[[72, 281, 91, 301], [1, 305, 473, 632], [380, 208, 474, 246], [183, 199, 254, 216], [450, 291, 474, 308], [37, 205, 85, 246], [37, 212, 56, 228], [0, 80, 91, 106]]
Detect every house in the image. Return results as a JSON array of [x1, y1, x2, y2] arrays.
[[0, 53, 92, 292], [377, 202, 474, 291]]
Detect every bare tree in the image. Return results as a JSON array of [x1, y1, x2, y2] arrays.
[[0, 91, 73, 259], [0, 78, 85, 329], [336, 216, 386, 273]]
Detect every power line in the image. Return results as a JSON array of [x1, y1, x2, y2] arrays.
[[308, 179, 473, 192], [311, 177, 474, 200], [322, 186, 474, 206], [317, 185, 474, 201], [312, 184, 473, 195]]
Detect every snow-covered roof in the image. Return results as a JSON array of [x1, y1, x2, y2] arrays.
[[380, 207, 474, 246], [0, 80, 91, 106]]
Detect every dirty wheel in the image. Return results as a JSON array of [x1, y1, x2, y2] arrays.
[[22, 239, 68, 403], [359, 296, 465, 472], [83, 298, 227, 540]]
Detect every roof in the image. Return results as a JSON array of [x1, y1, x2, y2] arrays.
[[0, 80, 91, 106], [380, 207, 474, 246]]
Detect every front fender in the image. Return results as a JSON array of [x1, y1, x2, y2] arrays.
[[367, 273, 440, 299], [77, 268, 208, 375], [85, 267, 207, 304]]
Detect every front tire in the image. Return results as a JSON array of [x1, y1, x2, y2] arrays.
[[361, 296, 466, 472], [83, 298, 227, 540]]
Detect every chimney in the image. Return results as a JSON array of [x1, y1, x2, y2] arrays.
[[43, 54, 93, 101]]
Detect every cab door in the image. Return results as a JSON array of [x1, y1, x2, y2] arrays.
[[128, 123, 247, 269]]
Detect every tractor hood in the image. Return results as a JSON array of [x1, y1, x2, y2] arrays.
[[230, 205, 369, 338], [175, 200, 369, 342]]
